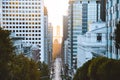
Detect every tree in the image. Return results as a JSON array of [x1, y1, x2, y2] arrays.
[[73, 59, 92, 80], [38, 62, 50, 80], [0, 28, 41, 80], [0, 27, 50, 80], [88, 57, 108, 80], [97, 59, 120, 80], [29, 59, 41, 80], [73, 68, 81, 80], [74, 57, 120, 80], [9, 54, 40, 80], [0, 27, 14, 80], [115, 21, 120, 59]]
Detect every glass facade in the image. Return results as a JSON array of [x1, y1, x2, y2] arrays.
[[106, 0, 120, 59], [67, 0, 100, 69]]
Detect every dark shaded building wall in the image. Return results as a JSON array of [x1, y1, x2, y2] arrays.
[[100, 0, 106, 21], [62, 16, 68, 64], [63, 16, 68, 41]]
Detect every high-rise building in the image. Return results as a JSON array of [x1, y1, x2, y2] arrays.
[[63, 16, 68, 41], [44, 6, 48, 64], [64, 39, 69, 65], [67, 0, 75, 71], [10, 33, 24, 55], [31, 45, 40, 62], [62, 15, 68, 66], [53, 26, 62, 60], [77, 21, 107, 68], [106, 0, 120, 59], [67, 0, 100, 70], [0, 1, 2, 27], [1, 0, 44, 62], [100, 0, 106, 21], [47, 23, 53, 66]]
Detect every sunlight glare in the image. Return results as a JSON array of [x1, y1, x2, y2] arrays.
[[44, 0, 69, 27]]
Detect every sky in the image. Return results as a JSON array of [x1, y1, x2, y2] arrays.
[[44, 0, 69, 27]]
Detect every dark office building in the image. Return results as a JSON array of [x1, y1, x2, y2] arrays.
[[100, 0, 106, 21], [63, 16, 68, 41]]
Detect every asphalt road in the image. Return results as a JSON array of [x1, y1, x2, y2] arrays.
[[52, 58, 62, 80]]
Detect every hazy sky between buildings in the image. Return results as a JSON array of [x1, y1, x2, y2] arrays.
[[44, 0, 69, 27]]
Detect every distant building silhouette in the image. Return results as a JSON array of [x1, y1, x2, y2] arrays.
[[53, 26, 62, 60]]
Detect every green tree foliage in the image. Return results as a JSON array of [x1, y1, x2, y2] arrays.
[[97, 59, 120, 80], [0, 27, 14, 80], [0, 28, 50, 80], [115, 21, 120, 48], [73, 59, 92, 80], [9, 54, 40, 80], [38, 62, 50, 80], [74, 57, 120, 80], [115, 21, 120, 59], [73, 68, 81, 80], [88, 57, 108, 80]]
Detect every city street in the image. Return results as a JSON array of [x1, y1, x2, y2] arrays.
[[52, 58, 62, 80]]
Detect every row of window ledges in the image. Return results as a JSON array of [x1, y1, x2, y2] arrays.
[[2, 18, 41, 21], [2, 6, 41, 9], [2, 24, 41, 26], [2, 14, 41, 17], [2, 1, 41, 4], [3, 26, 41, 28], [16, 34, 41, 36], [2, 16, 41, 19], [17, 37, 41, 40], [2, 22, 41, 25], [3, 9, 41, 11], [5, 29, 41, 33], [2, 10, 41, 13], [24, 41, 41, 44]]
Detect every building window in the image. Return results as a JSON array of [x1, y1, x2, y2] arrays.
[[117, 0, 119, 3], [97, 33, 102, 42]]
